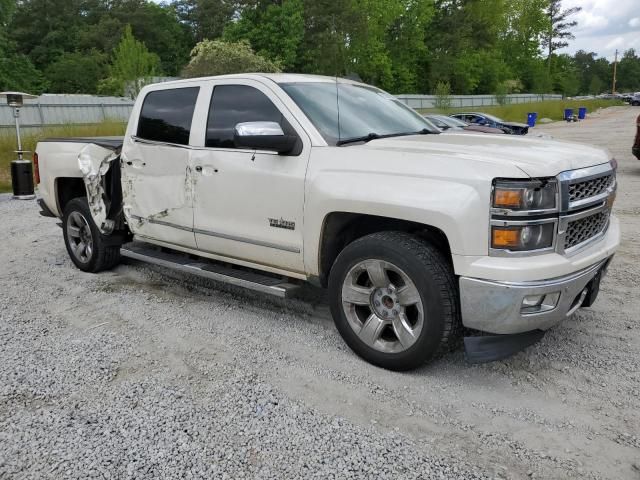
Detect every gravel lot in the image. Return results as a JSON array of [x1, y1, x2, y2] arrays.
[[1, 106, 639, 480]]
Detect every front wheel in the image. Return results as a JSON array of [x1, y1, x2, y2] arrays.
[[328, 232, 461, 371], [62, 197, 121, 273]]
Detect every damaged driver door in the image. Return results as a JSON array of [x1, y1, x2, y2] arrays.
[[121, 85, 201, 249]]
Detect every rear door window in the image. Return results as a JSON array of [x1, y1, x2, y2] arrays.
[[137, 87, 200, 145], [206, 85, 285, 149]]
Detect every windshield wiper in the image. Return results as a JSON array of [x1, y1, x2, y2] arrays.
[[402, 128, 436, 135], [336, 129, 435, 146], [336, 132, 381, 146]]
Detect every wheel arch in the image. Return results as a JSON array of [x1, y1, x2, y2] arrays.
[[55, 177, 86, 215], [316, 212, 452, 287]]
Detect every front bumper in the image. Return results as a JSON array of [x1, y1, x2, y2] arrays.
[[459, 256, 612, 334]]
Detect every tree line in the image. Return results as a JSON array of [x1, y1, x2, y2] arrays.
[[1, 0, 639, 97]]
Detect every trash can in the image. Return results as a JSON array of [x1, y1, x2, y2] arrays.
[[564, 108, 574, 121], [527, 112, 537, 127], [11, 160, 35, 200], [578, 107, 587, 120]]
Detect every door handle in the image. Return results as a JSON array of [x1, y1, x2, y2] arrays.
[[194, 165, 217, 174], [125, 160, 145, 167]]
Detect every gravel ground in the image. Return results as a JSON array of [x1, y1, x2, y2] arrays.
[[1, 106, 639, 480]]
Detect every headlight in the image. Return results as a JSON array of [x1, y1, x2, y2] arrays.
[[491, 222, 555, 251], [493, 179, 557, 211]]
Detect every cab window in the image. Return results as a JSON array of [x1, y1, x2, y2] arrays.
[[206, 85, 286, 149], [137, 87, 200, 145]]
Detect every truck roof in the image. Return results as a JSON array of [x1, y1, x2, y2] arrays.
[[147, 73, 365, 88]]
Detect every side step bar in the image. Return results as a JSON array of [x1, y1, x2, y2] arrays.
[[120, 243, 300, 298]]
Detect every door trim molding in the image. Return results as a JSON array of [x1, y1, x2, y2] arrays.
[[129, 214, 301, 253]]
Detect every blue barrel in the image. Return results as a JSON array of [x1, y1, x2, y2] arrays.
[[578, 107, 587, 120], [527, 112, 537, 127], [564, 108, 574, 120]]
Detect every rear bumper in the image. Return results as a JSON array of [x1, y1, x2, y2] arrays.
[[459, 256, 612, 334]]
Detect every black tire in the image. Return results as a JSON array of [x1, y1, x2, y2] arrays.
[[62, 197, 121, 273], [328, 231, 461, 371]]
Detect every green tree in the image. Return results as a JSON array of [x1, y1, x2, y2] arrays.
[[44, 51, 108, 93], [99, 25, 161, 98], [617, 49, 640, 92], [108, 1, 191, 76], [426, 0, 514, 94], [588, 75, 603, 95], [0, 0, 47, 92], [551, 53, 580, 96], [182, 39, 281, 78], [0, 49, 48, 93], [499, 0, 548, 92], [384, 0, 434, 93], [433, 81, 451, 110], [175, 0, 235, 42], [223, 0, 305, 71], [10, 0, 189, 76], [543, 0, 581, 74]]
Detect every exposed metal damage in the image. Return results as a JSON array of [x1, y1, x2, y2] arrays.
[[77, 143, 120, 234]]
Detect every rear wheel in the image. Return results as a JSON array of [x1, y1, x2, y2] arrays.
[[62, 197, 121, 272], [328, 232, 461, 371]]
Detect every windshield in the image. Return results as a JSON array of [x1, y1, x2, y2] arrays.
[[479, 113, 503, 123], [280, 82, 439, 145]]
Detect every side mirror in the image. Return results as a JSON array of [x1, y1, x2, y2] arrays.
[[234, 121, 298, 154]]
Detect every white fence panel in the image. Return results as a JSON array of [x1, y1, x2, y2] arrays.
[[0, 94, 134, 129], [395, 94, 562, 110]]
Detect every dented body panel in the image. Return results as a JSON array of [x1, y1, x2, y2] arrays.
[[121, 137, 197, 249], [36, 137, 123, 217], [77, 143, 120, 234]]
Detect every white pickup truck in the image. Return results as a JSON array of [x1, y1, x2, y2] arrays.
[[35, 74, 620, 370]]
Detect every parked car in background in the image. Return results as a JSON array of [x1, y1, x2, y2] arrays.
[[598, 93, 623, 100], [424, 114, 505, 134], [634, 113, 640, 160], [630, 94, 640, 106], [449, 112, 529, 135]]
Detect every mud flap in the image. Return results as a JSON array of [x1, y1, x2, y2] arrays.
[[77, 143, 121, 234], [464, 330, 546, 364]]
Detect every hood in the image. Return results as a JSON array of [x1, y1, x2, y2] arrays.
[[502, 121, 529, 128], [362, 133, 610, 178]]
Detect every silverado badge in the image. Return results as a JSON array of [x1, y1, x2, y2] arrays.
[[269, 218, 296, 230]]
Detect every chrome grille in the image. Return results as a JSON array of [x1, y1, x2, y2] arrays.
[[564, 210, 609, 249], [568, 174, 613, 203]]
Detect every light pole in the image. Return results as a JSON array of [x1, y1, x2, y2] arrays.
[[1, 91, 37, 200]]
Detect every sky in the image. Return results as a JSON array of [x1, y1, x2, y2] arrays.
[[558, 0, 640, 60]]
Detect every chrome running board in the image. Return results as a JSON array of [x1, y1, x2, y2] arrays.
[[120, 242, 299, 298]]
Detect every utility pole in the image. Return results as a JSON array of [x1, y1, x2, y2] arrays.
[[612, 49, 618, 94]]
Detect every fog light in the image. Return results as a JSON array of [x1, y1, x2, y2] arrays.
[[521, 292, 560, 314], [522, 294, 544, 308]]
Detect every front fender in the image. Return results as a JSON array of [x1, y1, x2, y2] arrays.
[[303, 171, 490, 276]]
